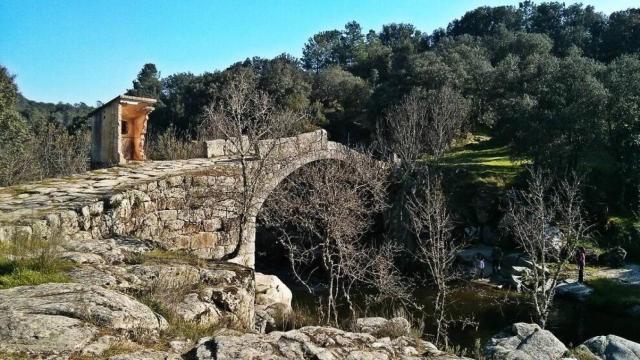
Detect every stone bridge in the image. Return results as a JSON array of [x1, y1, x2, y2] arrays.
[[0, 130, 358, 268]]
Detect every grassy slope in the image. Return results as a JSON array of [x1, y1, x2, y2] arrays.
[[437, 135, 527, 189]]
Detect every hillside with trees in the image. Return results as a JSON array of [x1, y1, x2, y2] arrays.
[[131, 2, 640, 231], [1, 2, 640, 353]]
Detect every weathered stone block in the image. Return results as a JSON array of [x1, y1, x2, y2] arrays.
[[176, 209, 191, 222], [167, 176, 184, 187], [203, 139, 226, 158], [224, 136, 251, 156], [147, 181, 158, 191], [45, 213, 61, 228], [157, 210, 178, 221], [30, 220, 50, 238], [203, 219, 222, 232], [166, 220, 185, 231], [171, 235, 192, 249], [59, 210, 79, 235], [193, 232, 219, 249]]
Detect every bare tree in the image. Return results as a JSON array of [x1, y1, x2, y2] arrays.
[[503, 167, 591, 328], [407, 172, 464, 347], [425, 86, 470, 158], [260, 151, 414, 325], [378, 85, 470, 172], [199, 70, 307, 265], [376, 86, 470, 278]]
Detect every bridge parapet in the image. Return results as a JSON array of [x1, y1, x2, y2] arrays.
[[200, 129, 329, 160]]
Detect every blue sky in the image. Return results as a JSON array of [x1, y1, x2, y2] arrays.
[[0, 0, 637, 105]]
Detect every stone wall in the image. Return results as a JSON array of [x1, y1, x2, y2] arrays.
[[29, 167, 245, 261]]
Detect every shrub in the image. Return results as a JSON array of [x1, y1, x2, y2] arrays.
[[145, 126, 201, 160], [0, 120, 90, 186], [602, 216, 640, 261], [271, 303, 323, 331]]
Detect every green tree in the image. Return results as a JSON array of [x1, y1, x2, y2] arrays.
[[603, 55, 640, 206], [0, 66, 32, 185], [127, 63, 162, 99], [379, 23, 421, 51], [447, 5, 524, 37], [349, 30, 392, 82], [339, 21, 365, 67], [311, 66, 371, 141], [601, 9, 640, 61], [497, 53, 608, 170], [434, 35, 494, 129], [150, 72, 196, 132], [302, 30, 342, 72], [255, 54, 311, 112]]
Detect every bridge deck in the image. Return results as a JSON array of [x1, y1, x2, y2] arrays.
[[0, 157, 239, 224]]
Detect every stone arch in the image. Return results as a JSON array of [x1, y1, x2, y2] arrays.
[[229, 141, 357, 268]]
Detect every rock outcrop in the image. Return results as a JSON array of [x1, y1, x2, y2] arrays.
[[577, 335, 640, 360], [355, 317, 412, 338], [254, 272, 293, 333], [255, 272, 293, 314], [107, 349, 182, 360], [484, 323, 568, 360], [68, 261, 255, 329], [554, 279, 594, 302], [0, 283, 167, 355], [189, 325, 467, 360], [61, 236, 157, 265]]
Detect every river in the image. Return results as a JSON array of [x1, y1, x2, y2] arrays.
[[287, 282, 639, 352]]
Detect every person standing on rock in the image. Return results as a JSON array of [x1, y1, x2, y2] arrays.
[[476, 253, 486, 279], [576, 246, 586, 283]]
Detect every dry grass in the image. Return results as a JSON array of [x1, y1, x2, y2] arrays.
[[271, 303, 323, 331], [130, 264, 228, 341], [139, 293, 230, 341], [568, 346, 600, 360], [0, 352, 30, 360]]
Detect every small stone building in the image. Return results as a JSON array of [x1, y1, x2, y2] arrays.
[[88, 95, 156, 168]]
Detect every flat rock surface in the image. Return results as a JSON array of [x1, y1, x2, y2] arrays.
[[0, 282, 167, 355], [108, 349, 183, 360], [555, 280, 594, 301], [355, 317, 411, 338], [190, 325, 468, 360]]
